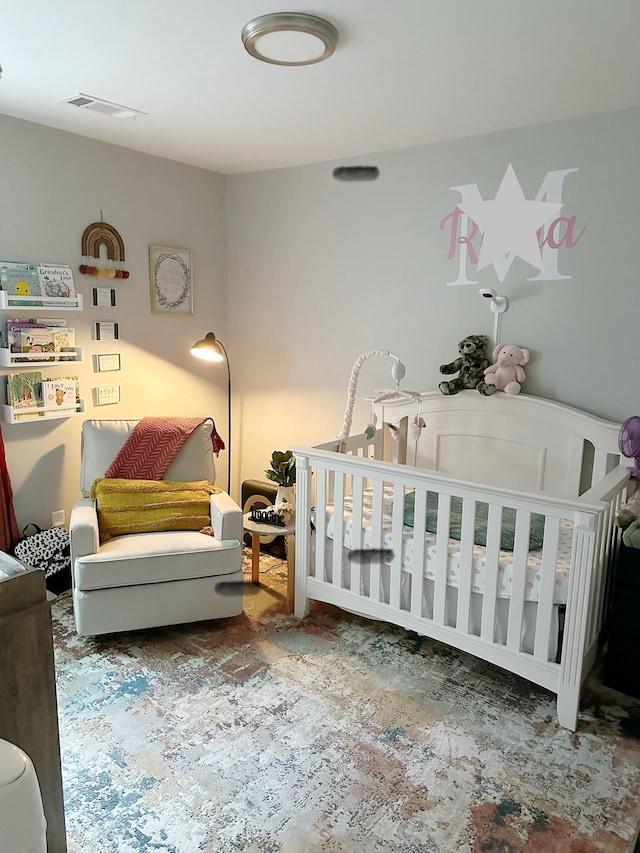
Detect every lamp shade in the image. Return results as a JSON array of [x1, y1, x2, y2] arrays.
[[190, 332, 225, 362]]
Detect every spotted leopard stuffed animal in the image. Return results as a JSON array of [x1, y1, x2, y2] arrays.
[[439, 334, 495, 396]]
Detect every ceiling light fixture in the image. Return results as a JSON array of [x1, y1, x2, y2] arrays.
[[242, 13, 338, 66]]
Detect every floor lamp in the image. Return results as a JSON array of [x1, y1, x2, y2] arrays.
[[190, 332, 232, 494]]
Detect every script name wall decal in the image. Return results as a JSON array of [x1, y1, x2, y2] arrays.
[[440, 165, 587, 286]]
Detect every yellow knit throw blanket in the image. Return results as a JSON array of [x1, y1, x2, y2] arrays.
[[91, 478, 222, 542]]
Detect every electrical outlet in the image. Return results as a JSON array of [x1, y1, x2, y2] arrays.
[[52, 510, 65, 527]]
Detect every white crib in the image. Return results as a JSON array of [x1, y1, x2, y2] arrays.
[[292, 391, 631, 731]]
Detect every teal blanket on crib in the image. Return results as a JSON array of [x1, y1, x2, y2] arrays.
[[403, 491, 546, 552]]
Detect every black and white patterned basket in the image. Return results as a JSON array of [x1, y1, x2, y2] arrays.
[[13, 524, 71, 591]]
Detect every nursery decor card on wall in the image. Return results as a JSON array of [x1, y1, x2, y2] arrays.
[[94, 322, 119, 341], [149, 245, 193, 315], [93, 384, 121, 406]]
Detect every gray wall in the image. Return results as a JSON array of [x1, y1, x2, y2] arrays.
[[1, 107, 638, 528], [227, 107, 640, 486], [0, 115, 229, 529]]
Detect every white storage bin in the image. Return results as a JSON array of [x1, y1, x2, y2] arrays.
[[0, 739, 47, 853]]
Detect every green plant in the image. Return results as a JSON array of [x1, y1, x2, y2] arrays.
[[265, 450, 296, 486]]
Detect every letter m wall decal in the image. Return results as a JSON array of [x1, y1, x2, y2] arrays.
[[440, 166, 586, 286]]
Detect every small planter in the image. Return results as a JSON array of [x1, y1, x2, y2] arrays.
[[275, 487, 296, 524]]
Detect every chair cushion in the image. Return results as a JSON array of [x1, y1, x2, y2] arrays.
[[74, 531, 241, 591], [80, 419, 216, 497], [91, 478, 219, 541]]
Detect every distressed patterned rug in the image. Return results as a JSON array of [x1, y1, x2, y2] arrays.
[[52, 553, 640, 853]]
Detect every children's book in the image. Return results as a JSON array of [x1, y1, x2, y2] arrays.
[[20, 329, 56, 361], [36, 265, 76, 300], [6, 371, 43, 419], [0, 262, 42, 298], [5, 320, 47, 358], [41, 376, 79, 412], [52, 327, 75, 358]]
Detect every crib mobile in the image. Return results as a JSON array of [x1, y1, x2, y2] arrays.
[[337, 350, 425, 444]]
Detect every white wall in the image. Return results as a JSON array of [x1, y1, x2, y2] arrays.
[[0, 115, 230, 529], [227, 107, 640, 490]]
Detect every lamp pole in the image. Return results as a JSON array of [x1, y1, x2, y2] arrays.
[[219, 339, 232, 496], [189, 332, 232, 496]]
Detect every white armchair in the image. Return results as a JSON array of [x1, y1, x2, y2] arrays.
[[69, 418, 243, 636]]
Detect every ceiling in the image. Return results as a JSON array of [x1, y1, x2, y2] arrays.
[[1, 1, 639, 175]]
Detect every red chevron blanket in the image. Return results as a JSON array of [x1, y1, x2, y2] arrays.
[[105, 417, 225, 481]]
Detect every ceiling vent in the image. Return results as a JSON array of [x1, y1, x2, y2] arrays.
[[62, 94, 147, 120]]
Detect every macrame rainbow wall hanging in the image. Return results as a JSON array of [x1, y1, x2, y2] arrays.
[[79, 220, 129, 278]]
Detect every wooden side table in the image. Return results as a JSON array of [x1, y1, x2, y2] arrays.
[[243, 513, 295, 613]]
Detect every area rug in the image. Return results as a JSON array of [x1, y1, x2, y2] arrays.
[[52, 553, 640, 852]]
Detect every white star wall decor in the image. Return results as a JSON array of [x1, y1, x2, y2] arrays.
[[459, 164, 563, 272]]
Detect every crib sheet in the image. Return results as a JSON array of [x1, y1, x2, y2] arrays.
[[323, 489, 573, 605]]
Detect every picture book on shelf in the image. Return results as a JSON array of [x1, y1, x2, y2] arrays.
[[41, 376, 79, 413], [4, 320, 47, 358], [6, 371, 43, 419], [52, 327, 75, 357], [36, 264, 76, 300], [20, 329, 56, 361], [3, 319, 76, 362], [0, 262, 42, 299]]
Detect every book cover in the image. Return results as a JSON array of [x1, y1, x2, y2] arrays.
[[0, 262, 42, 298], [41, 376, 79, 412], [5, 320, 47, 358], [6, 371, 43, 419], [36, 264, 76, 300], [52, 327, 75, 358], [34, 317, 69, 327], [20, 329, 56, 361]]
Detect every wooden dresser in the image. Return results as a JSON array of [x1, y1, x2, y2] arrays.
[[0, 558, 67, 852]]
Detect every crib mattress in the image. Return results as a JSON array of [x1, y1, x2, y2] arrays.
[[322, 490, 573, 605]]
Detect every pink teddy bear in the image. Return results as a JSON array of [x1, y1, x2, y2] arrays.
[[483, 344, 530, 395]]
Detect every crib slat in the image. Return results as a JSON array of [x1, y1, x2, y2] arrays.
[[433, 494, 451, 625], [480, 505, 502, 642], [506, 510, 532, 651], [350, 475, 365, 596], [389, 483, 405, 609], [331, 472, 346, 588], [314, 465, 328, 581], [587, 511, 605, 647], [456, 498, 476, 634], [534, 515, 561, 661], [369, 479, 384, 602], [410, 489, 428, 618]]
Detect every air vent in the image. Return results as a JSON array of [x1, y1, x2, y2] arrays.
[[62, 93, 146, 120]]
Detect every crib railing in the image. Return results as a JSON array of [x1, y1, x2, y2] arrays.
[[292, 430, 629, 707]]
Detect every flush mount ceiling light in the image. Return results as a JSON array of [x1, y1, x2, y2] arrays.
[[242, 13, 338, 66]]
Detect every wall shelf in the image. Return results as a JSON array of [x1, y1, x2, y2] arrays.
[[0, 347, 84, 368], [2, 399, 86, 424], [0, 291, 84, 311]]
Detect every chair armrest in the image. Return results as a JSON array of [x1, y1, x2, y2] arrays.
[[69, 499, 100, 562], [210, 491, 242, 542]]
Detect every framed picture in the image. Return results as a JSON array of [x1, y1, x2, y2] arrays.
[[94, 321, 119, 341], [149, 245, 193, 315], [95, 353, 121, 372], [93, 384, 121, 406]]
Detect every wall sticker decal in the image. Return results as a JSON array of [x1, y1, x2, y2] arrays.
[[440, 164, 586, 286]]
